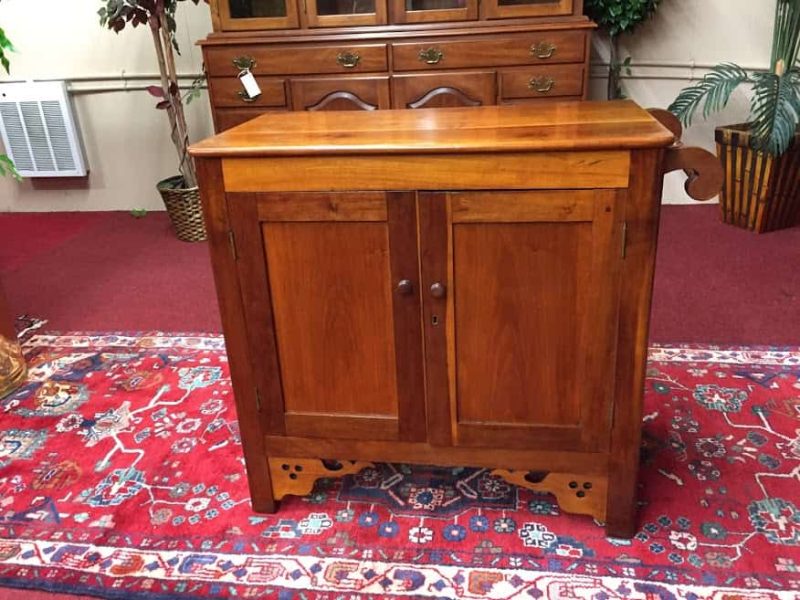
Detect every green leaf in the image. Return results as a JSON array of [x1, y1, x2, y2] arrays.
[[669, 63, 750, 127], [0, 154, 22, 181], [749, 71, 800, 155]]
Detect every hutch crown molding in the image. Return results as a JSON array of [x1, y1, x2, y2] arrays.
[[189, 101, 723, 538], [202, 0, 594, 131]]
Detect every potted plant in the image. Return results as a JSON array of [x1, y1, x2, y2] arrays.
[[99, 0, 209, 242], [584, 0, 662, 100], [0, 12, 26, 401], [669, 0, 800, 233]]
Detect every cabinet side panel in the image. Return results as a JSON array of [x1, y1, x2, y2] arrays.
[[195, 158, 275, 512], [606, 148, 666, 538], [264, 221, 400, 417]]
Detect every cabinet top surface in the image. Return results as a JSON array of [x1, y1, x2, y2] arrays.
[[189, 100, 675, 158]]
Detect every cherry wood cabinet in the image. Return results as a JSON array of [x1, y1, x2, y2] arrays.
[[190, 101, 724, 538], [202, 0, 593, 131]]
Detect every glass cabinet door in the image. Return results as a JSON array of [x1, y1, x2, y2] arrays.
[[305, 0, 387, 27], [217, 0, 300, 30], [481, 0, 572, 19], [391, 0, 476, 23]]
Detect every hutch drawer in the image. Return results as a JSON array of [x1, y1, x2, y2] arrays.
[[391, 30, 587, 71], [499, 64, 585, 99], [208, 77, 287, 107], [205, 43, 389, 77]]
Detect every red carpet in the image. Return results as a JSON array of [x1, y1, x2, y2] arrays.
[[0, 212, 221, 333], [0, 332, 798, 599], [1, 206, 799, 344]]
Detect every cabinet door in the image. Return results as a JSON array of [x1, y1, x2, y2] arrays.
[[217, 0, 300, 30], [481, 0, 572, 20], [229, 192, 426, 443], [291, 77, 391, 111], [305, 0, 387, 27], [420, 190, 624, 452], [390, 0, 477, 24], [392, 72, 496, 109]]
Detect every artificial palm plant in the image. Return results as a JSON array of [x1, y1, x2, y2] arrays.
[[669, 0, 800, 232], [99, 0, 209, 241]]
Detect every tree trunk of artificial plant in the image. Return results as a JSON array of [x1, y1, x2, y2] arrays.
[[607, 34, 621, 100], [149, 10, 197, 189]]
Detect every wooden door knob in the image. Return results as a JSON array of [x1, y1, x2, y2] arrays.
[[396, 279, 414, 295], [430, 282, 446, 299]]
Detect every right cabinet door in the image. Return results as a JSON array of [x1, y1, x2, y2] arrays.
[[420, 190, 625, 452]]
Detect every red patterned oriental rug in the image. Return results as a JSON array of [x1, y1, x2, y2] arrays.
[[0, 332, 798, 599]]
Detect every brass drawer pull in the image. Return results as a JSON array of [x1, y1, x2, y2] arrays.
[[418, 47, 444, 65], [232, 56, 257, 71], [337, 52, 361, 68], [530, 41, 556, 60], [237, 90, 258, 103], [529, 76, 555, 94]]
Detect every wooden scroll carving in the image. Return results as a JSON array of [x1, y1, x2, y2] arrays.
[[268, 457, 375, 500], [492, 469, 608, 522], [648, 107, 724, 202]]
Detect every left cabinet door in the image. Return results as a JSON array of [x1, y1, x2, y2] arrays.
[[229, 192, 426, 443], [217, 0, 300, 30]]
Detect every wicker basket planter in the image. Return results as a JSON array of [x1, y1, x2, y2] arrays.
[[157, 175, 207, 242], [716, 124, 800, 233]]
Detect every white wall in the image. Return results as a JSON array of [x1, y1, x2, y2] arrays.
[[0, 0, 776, 211], [0, 0, 214, 212]]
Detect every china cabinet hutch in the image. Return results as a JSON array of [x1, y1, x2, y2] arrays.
[[202, 0, 594, 130]]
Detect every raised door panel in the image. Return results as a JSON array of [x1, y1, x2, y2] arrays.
[[291, 77, 391, 111], [420, 190, 624, 452], [391, 72, 496, 109], [229, 192, 425, 443]]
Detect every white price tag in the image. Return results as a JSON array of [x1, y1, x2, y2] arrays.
[[238, 69, 262, 100]]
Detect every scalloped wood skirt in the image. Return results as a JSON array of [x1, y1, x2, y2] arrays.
[[716, 125, 800, 233]]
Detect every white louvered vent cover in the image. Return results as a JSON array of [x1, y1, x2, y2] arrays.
[[0, 81, 87, 178]]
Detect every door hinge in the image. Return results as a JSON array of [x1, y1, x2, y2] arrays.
[[620, 221, 628, 259], [228, 230, 238, 262], [254, 387, 262, 412]]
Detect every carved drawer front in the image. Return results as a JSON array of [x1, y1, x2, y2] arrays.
[[499, 64, 584, 100], [290, 76, 391, 111], [208, 77, 287, 108], [215, 108, 286, 131], [391, 30, 585, 71], [391, 71, 496, 109], [205, 44, 388, 77]]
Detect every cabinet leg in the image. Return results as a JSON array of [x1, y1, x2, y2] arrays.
[[604, 510, 637, 540], [251, 495, 278, 514], [603, 475, 639, 539]]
